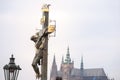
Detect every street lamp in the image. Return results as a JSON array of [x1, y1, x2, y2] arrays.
[[3, 54, 21, 80]]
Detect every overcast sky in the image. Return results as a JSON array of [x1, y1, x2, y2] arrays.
[[0, 0, 120, 80]]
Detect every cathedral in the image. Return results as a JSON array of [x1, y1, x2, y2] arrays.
[[50, 47, 108, 80]]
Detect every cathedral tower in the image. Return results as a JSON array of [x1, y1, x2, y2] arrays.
[[50, 55, 58, 80], [60, 47, 74, 80]]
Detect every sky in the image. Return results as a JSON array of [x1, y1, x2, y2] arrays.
[[0, 0, 120, 80]]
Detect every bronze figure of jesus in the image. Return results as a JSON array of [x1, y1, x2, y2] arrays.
[[31, 28, 48, 79]]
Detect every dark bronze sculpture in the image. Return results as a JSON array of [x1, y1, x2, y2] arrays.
[[31, 28, 48, 78], [31, 4, 56, 80]]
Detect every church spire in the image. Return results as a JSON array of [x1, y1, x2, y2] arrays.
[[50, 55, 57, 80], [62, 56, 64, 63], [53, 55, 56, 63], [80, 55, 84, 78], [81, 55, 84, 70], [65, 46, 71, 64]]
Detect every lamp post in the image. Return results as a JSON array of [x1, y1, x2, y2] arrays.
[[3, 54, 21, 80]]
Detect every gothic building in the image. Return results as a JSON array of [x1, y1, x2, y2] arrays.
[[50, 47, 108, 80]]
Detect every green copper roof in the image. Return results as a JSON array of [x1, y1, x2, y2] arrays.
[[64, 47, 72, 64]]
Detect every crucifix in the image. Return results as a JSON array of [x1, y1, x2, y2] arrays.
[[31, 4, 56, 80]]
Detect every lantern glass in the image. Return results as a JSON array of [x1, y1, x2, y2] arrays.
[[9, 69, 16, 80], [4, 69, 9, 80]]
